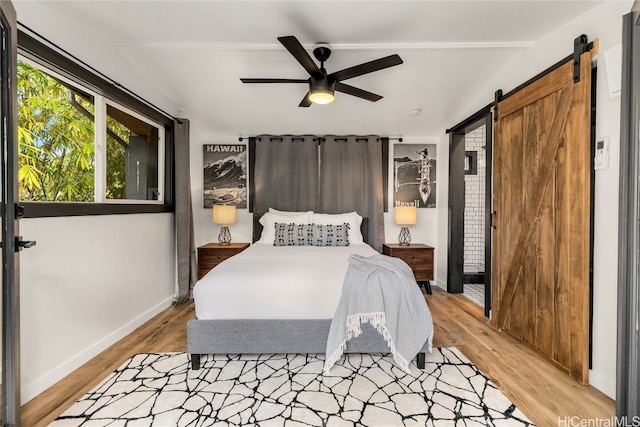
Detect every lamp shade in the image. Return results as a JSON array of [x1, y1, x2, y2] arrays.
[[394, 206, 417, 225], [213, 204, 236, 225]]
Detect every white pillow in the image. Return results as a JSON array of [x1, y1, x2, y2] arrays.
[[268, 208, 314, 216], [258, 211, 313, 244], [312, 212, 364, 245]]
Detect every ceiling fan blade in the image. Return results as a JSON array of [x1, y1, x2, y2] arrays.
[[299, 92, 312, 107], [240, 78, 308, 84], [277, 36, 322, 79], [335, 82, 383, 102], [330, 54, 403, 82]]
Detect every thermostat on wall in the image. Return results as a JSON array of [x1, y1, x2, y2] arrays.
[[594, 138, 610, 170]]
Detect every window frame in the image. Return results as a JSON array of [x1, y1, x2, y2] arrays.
[[100, 98, 166, 204], [17, 29, 174, 217]]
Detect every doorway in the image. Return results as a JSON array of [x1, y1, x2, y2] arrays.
[[462, 123, 487, 309], [447, 110, 492, 317]]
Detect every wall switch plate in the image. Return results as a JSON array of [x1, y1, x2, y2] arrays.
[[594, 138, 610, 170]]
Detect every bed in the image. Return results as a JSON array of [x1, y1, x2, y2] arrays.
[[187, 211, 433, 370]]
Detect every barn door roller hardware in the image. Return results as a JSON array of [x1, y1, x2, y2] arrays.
[[573, 34, 589, 83], [493, 89, 503, 122], [492, 35, 593, 120]]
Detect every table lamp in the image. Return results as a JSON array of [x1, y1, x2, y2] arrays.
[[394, 205, 417, 246], [213, 204, 236, 245]]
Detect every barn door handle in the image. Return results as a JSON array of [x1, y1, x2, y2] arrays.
[[490, 211, 497, 229]]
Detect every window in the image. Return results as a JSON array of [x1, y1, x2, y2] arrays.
[[16, 29, 174, 217], [18, 58, 165, 205], [18, 60, 96, 202], [103, 103, 164, 202]]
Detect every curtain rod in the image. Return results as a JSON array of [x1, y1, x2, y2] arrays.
[[238, 136, 403, 142], [17, 22, 177, 123], [239, 136, 325, 142]]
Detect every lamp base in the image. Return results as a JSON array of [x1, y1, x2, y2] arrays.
[[398, 226, 411, 246], [218, 226, 231, 245]]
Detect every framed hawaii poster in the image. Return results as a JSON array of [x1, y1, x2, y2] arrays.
[[393, 143, 436, 208], [203, 144, 247, 208]]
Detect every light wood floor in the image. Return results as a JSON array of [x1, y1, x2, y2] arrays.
[[22, 288, 615, 426]]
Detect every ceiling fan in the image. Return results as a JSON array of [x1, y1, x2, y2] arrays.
[[240, 35, 403, 107]]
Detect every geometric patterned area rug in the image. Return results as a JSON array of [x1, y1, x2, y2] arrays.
[[50, 348, 535, 426]]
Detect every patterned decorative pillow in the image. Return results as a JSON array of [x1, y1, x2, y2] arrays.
[[312, 212, 363, 245], [273, 223, 314, 246], [311, 223, 350, 247], [258, 211, 313, 244], [273, 223, 351, 246]]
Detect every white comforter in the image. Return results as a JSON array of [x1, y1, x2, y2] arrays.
[[193, 243, 380, 320]]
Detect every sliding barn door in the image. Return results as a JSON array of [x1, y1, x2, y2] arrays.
[[492, 50, 592, 384]]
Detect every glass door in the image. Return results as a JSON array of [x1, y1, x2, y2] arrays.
[[1, 1, 20, 424]]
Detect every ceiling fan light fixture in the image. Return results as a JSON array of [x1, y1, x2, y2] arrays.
[[309, 75, 336, 104], [309, 89, 335, 104]]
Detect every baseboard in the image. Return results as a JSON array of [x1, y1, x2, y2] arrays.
[[435, 279, 446, 291], [21, 296, 174, 404], [588, 369, 616, 400]]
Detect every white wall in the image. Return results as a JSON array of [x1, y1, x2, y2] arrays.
[[386, 137, 444, 287], [453, 1, 631, 399], [12, 1, 179, 404], [19, 213, 176, 403], [191, 135, 253, 248]]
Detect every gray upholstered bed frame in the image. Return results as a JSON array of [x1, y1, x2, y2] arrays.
[[187, 214, 430, 370]]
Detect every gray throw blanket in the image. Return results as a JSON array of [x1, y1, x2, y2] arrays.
[[324, 254, 434, 374]]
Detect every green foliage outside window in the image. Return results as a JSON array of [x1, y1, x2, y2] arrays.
[[18, 61, 95, 201], [17, 61, 130, 202], [106, 121, 127, 200]]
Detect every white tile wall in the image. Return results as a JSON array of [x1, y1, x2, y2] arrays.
[[464, 126, 486, 273]]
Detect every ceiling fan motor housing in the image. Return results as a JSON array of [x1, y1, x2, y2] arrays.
[[310, 74, 335, 92], [312, 43, 332, 64]]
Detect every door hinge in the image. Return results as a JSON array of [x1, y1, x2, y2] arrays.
[[573, 34, 589, 83]]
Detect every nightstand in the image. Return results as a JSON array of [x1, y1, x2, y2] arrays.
[[382, 243, 434, 295], [197, 243, 249, 279]]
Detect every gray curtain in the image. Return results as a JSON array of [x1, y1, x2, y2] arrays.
[[253, 135, 319, 214], [174, 118, 197, 304], [319, 136, 385, 251]]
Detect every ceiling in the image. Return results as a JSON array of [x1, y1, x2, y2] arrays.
[[13, 1, 605, 138]]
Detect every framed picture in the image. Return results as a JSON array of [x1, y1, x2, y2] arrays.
[[203, 144, 247, 209], [393, 143, 437, 208]]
